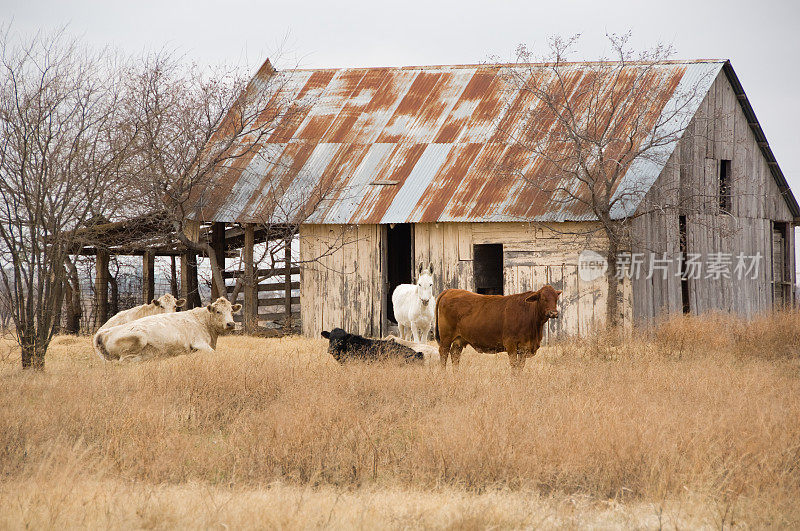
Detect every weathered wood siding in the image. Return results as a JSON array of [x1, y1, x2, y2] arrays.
[[300, 221, 632, 338], [632, 69, 795, 321], [414, 222, 631, 339], [300, 224, 382, 338]]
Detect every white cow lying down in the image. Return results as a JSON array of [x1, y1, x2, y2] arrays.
[[93, 297, 241, 362], [93, 294, 186, 358]]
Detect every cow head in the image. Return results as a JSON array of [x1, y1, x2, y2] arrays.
[[151, 293, 186, 312], [206, 297, 242, 331], [416, 263, 435, 306], [321, 328, 350, 362], [525, 285, 562, 319]]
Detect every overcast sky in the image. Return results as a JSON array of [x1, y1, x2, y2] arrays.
[[4, 0, 799, 195]]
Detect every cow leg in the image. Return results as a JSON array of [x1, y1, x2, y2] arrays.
[[516, 347, 531, 370], [438, 340, 451, 369], [450, 340, 465, 370], [190, 341, 215, 355], [507, 345, 523, 370]]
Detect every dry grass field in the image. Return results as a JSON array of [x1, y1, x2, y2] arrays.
[[1, 312, 800, 529]]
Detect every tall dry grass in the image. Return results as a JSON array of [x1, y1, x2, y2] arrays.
[[1, 311, 800, 527]]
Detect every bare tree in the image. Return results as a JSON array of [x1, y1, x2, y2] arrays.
[[123, 52, 313, 302], [0, 27, 133, 369], [496, 33, 709, 327]]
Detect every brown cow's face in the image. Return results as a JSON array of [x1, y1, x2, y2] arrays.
[[206, 297, 242, 331], [525, 286, 562, 319]]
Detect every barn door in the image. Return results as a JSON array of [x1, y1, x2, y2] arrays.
[[381, 223, 414, 334]]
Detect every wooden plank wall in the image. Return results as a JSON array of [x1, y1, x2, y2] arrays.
[[300, 221, 630, 339], [632, 69, 795, 322], [415, 222, 631, 340], [300, 224, 382, 338]]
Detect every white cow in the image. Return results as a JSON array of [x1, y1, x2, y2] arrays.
[[392, 263, 436, 342], [93, 293, 186, 359], [93, 297, 241, 362], [99, 293, 186, 331]]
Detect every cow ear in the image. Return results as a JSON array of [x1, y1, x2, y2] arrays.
[[525, 293, 540, 303], [321, 331, 330, 339], [151, 299, 160, 307], [231, 303, 242, 313], [176, 298, 187, 307]]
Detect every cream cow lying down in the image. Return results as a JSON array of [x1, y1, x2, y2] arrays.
[[93, 297, 241, 362], [93, 293, 186, 359]]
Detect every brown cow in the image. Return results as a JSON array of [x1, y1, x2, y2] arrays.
[[434, 285, 561, 370]]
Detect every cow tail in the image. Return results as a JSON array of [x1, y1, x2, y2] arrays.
[[434, 290, 445, 343]]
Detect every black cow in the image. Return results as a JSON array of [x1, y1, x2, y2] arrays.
[[321, 328, 424, 365]]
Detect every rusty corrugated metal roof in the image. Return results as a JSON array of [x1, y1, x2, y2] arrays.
[[193, 60, 726, 224]]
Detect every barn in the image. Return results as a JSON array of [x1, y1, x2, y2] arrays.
[[191, 59, 798, 338]]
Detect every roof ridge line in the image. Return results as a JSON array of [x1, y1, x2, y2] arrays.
[[285, 59, 728, 72]]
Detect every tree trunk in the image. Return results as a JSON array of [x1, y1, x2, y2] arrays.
[[64, 259, 82, 334], [109, 275, 119, 317], [175, 220, 229, 306], [20, 337, 46, 371], [605, 239, 620, 328], [52, 278, 65, 335]]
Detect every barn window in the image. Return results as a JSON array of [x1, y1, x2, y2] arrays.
[[473, 244, 503, 295], [719, 159, 732, 213]]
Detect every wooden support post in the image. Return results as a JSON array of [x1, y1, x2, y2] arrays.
[[170, 255, 179, 298], [64, 260, 82, 334], [64, 280, 79, 334], [180, 252, 190, 307], [181, 220, 202, 309], [211, 222, 226, 299], [95, 250, 109, 327], [284, 234, 293, 329], [243, 223, 256, 333], [143, 250, 155, 303], [181, 252, 201, 308]]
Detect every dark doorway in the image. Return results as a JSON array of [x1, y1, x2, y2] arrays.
[[474, 243, 503, 295], [679, 215, 690, 313], [386, 223, 413, 323]]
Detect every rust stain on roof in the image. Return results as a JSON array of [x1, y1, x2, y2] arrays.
[[196, 61, 725, 224]]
